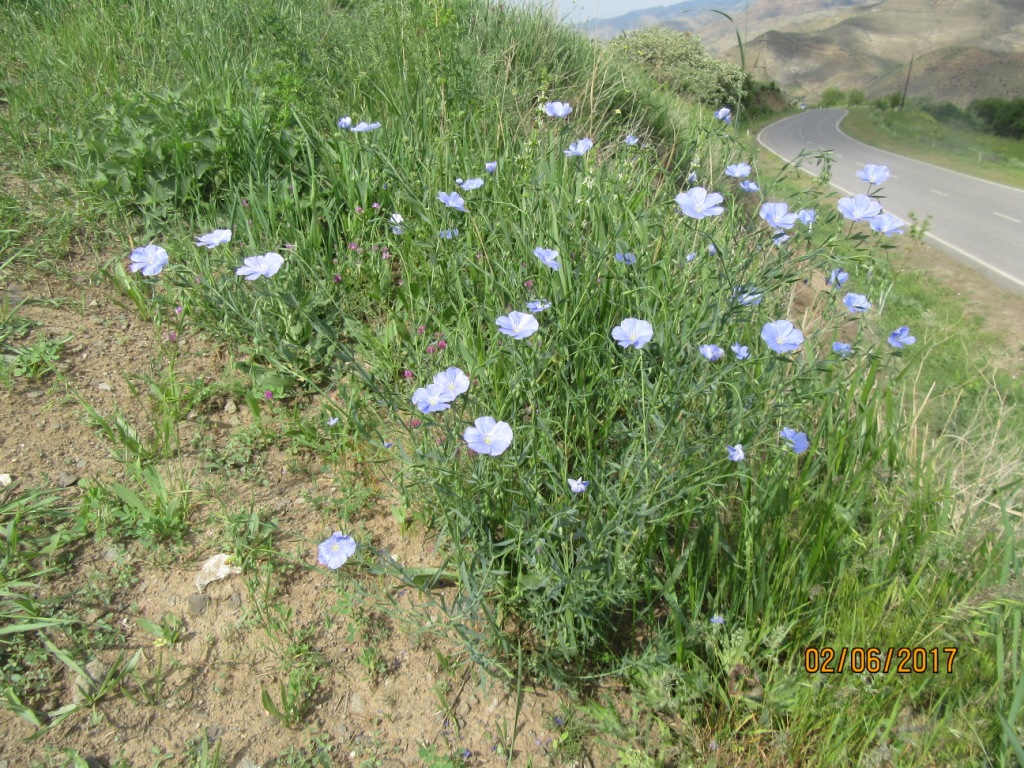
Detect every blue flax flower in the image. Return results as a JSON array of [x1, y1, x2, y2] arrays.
[[710, 614, 726, 625], [714, 106, 732, 124], [624, 134, 639, 145], [236, 252, 284, 281], [464, 417, 513, 456], [485, 161, 497, 173], [739, 180, 759, 193], [327, 416, 340, 427], [797, 208, 816, 226], [534, 247, 561, 271], [827, 268, 849, 287], [675, 187, 725, 219], [735, 288, 762, 306], [458, 177, 484, 191], [868, 213, 905, 236], [614, 252, 637, 265], [564, 138, 593, 157], [351, 121, 381, 132], [433, 367, 470, 399], [318, 532, 356, 569], [612, 318, 654, 349], [761, 320, 804, 353], [760, 202, 798, 230], [725, 163, 751, 178], [496, 311, 539, 340], [857, 164, 890, 185], [412, 383, 453, 414], [439, 229, 459, 239], [726, 445, 744, 461], [568, 477, 589, 493], [195, 229, 231, 249], [843, 293, 872, 313], [129, 244, 169, 277], [731, 343, 750, 360], [833, 341, 853, 357], [837, 194, 882, 221], [337, 117, 352, 129], [527, 299, 551, 313], [700, 344, 725, 361], [780, 427, 809, 455], [888, 326, 916, 348], [438, 191, 467, 212], [544, 101, 572, 118]]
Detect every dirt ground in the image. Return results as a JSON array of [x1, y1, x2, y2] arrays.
[[1, 228, 1021, 767], [0, 259, 578, 767]]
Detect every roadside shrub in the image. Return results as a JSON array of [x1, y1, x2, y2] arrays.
[[610, 26, 746, 107]]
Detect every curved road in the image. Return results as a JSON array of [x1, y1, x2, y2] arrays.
[[758, 109, 1024, 292]]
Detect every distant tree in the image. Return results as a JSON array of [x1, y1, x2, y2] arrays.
[[819, 88, 845, 108], [847, 89, 865, 106], [610, 27, 747, 106], [885, 92, 902, 109], [917, 99, 974, 128], [969, 97, 1024, 140]]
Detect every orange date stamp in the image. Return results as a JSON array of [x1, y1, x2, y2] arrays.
[[804, 647, 959, 674]]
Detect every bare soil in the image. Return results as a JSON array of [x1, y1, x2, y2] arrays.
[[0, 260, 574, 767]]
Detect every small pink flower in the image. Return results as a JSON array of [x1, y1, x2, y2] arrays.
[[372, 202, 381, 210], [348, 242, 359, 251], [241, 199, 249, 207], [283, 243, 296, 251], [436, 436, 445, 445], [410, 418, 422, 428], [417, 325, 426, 335], [524, 279, 534, 289], [174, 305, 183, 315], [426, 344, 437, 354], [333, 274, 342, 283], [437, 340, 447, 351], [381, 250, 391, 259], [164, 330, 178, 343], [263, 390, 274, 401], [403, 369, 414, 379], [355, 206, 364, 214]]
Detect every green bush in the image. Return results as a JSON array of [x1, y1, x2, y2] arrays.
[[609, 26, 746, 107], [818, 87, 846, 108]]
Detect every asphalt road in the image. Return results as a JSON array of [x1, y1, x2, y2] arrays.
[[758, 109, 1024, 293]]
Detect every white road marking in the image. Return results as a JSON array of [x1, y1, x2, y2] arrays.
[[993, 212, 1022, 224], [924, 232, 1024, 290], [929, 189, 949, 197]]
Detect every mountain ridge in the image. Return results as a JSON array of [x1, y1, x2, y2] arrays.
[[579, 0, 1024, 105]]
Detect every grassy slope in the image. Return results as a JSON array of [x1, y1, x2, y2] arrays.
[[840, 106, 1024, 190], [1, 0, 1022, 765]]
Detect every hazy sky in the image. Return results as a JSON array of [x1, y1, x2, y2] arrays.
[[508, 0, 667, 23]]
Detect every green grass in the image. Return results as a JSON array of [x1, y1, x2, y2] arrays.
[[1, 0, 1022, 764], [841, 106, 1024, 190]]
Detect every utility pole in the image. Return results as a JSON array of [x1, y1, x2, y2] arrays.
[[899, 53, 914, 112]]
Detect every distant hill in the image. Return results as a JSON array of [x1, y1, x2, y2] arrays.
[[579, 0, 1024, 106]]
